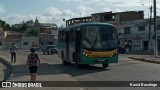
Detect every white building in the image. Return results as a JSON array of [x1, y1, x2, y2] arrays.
[[118, 17, 160, 54], [21, 37, 38, 50]]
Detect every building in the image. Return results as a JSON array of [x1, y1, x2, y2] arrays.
[[66, 16, 91, 27], [0, 28, 7, 49], [5, 34, 24, 49], [65, 11, 144, 29], [21, 37, 38, 50], [34, 18, 59, 46], [91, 11, 144, 30], [118, 18, 160, 54]]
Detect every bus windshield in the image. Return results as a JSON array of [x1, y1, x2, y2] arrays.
[[82, 25, 117, 51]]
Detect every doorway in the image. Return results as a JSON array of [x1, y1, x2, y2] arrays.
[[143, 41, 148, 51]]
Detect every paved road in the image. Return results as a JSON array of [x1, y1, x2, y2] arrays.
[[0, 50, 160, 90]]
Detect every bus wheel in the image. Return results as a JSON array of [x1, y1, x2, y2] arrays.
[[102, 64, 109, 68]]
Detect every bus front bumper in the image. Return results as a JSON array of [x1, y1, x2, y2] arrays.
[[80, 55, 118, 64]]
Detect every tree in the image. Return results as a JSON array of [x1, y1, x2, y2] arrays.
[[3, 24, 10, 30], [0, 20, 6, 28], [26, 29, 38, 37], [20, 21, 28, 33]]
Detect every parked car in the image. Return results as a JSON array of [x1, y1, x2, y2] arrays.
[[42, 45, 58, 55]]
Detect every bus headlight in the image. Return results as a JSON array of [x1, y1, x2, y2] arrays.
[[83, 50, 90, 57], [113, 51, 118, 56]]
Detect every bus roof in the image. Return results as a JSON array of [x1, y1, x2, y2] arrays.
[[59, 22, 115, 31], [75, 22, 114, 26]]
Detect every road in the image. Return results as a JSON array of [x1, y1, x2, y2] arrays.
[[0, 50, 160, 90]]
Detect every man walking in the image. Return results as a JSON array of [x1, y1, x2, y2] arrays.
[[10, 43, 17, 63]]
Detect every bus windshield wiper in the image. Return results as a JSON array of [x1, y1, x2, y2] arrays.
[[91, 34, 97, 49]]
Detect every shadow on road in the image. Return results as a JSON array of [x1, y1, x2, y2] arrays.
[[54, 64, 110, 77], [11, 63, 109, 78], [11, 63, 65, 77]]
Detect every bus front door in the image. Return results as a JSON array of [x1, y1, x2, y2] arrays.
[[65, 31, 70, 61], [75, 30, 81, 63]]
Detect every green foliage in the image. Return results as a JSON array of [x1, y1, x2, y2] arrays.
[[0, 19, 38, 37], [26, 29, 38, 37]]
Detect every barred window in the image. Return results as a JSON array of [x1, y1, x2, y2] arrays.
[[138, 26, 145, 31], [124, 27, 131, 34]]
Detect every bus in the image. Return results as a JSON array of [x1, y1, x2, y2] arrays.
[[58, 22, 118, 68]]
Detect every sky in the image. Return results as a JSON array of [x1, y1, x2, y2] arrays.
[[0, 0, 160, 27]]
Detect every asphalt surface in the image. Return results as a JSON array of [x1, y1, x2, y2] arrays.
[[0, 50, 160, 90]]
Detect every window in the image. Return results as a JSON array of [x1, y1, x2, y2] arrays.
[[23, 42, 28, 45], [157, 25, 160, 30], [138, 26, 145, 31], [0, 42, 2, 46], [124, 27, 131, 34]]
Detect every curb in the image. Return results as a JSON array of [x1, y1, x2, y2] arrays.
[[0, 57, 13, 81], [128, 57, 160, 64]]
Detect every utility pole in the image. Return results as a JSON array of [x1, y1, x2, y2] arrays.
[[148, 5, 152, 52], [153, 0, 157, 57]]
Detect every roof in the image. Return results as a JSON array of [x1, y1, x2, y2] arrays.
[[70, 22, 114, 27], [40, 23, 57, 27], [5, 35, 24, 40], [92, 11, 143, 15], [60, 22, 115, 31], [67, 16, 91, 21]]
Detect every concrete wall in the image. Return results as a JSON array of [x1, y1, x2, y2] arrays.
[[5, 41, 21, 49], [21, 37, 38, 49]]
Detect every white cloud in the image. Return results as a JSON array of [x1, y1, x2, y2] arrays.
[[75, 5, 94, 17], [3, 0, 160, 27], [43, 7, 62, 16], [0, 5, 5, 14], [101, 7, 111, 12]]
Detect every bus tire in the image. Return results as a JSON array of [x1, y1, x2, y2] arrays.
[[102, 64, 109, 68], [61, 52, 68, 65]]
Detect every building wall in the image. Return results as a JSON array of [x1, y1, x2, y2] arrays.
[[119, 11, 144, 21], [21, 37, 38, 49], [40, 34, 55, 45], [118, 18, 160, 54], [5, 40, 22, 49]]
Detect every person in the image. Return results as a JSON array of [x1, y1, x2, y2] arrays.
[[26, 48, 41, 82], [10, 43, 17, 63]]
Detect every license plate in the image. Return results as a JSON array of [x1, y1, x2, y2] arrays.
[[98, 60, 105, 62]]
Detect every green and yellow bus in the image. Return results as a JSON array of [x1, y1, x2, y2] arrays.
[[58, 22, 118, 68]]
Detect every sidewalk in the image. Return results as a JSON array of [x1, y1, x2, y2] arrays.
[[127, 54, 160, 64]]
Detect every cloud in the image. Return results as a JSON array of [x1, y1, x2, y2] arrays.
[[75, 5, 94, 17], [0, 5, 5, 14], [3, 6, 95, 26], [3, 0, 159, 27], [43, 7, 62, 16]]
